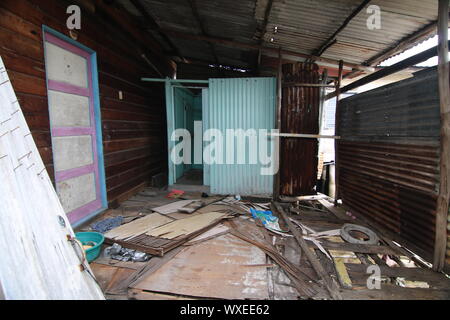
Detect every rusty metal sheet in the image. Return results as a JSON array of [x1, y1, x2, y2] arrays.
[[280, 62, 321, 196], [337, 68, 441, 262]]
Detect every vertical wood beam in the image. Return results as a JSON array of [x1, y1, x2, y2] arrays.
[[334, 60, 344, 205], [434, 0, 450, 272], [273, 47, 282, 199]]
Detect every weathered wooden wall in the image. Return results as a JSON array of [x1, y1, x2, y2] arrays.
[[338, 67, 441, 263], [0, 0, 173, 208]]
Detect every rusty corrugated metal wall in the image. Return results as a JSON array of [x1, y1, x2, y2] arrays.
[[280, 63, 321, 196], [338, 68, 441, 261]]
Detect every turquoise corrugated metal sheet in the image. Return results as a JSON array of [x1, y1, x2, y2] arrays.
[[208, 78, 276, 195]]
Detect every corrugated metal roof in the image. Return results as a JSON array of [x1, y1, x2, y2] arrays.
[[265, 0, 438, 65], [119, 0, 439, 71], [118, 0, 259, 69]]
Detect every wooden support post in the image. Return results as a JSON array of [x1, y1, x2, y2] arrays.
[[334, 60, 344, 205], [273, 47, 282, 199], [434, 0, 450, 272], [272, 202, 342, 300]]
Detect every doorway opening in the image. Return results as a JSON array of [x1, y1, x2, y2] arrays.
[[173, 86, 203, 186]]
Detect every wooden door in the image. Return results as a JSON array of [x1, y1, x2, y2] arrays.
[[43, 29, 106, 226]]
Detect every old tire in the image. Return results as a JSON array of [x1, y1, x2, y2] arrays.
[[340, 223, 379, 245]]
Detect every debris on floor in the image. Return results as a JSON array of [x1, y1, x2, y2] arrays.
[[250, 208, 287, 234], [166, 189, 185, 199], [104, 243, 151, 262], [87, 187, 450, 300], [91, 216, 124, 233]]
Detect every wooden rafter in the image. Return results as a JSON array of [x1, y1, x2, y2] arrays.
[[187, 0, 222, 75], [258, 0, 275, 45], [129, 0, 184, 60], [256, 0, 275, 74], [312, 0, 372, 57]]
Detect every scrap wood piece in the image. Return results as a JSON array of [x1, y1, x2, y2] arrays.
[[128, 288, 198, 300], [131, 234, 270, 300], [333, 258, 352, 289], [290, 208, 342, 222], [227, 222, 318, 299], [146, 211, 229, 240], [356, 253, 372, 265], [307, 239, 398, 255], [152, 200, 198, 215], [104, 213, 173, 241], [280, 194, 329, 202], [380, 236, 431, 269], [251, 220, 331, 299], [317, 199, 353, 221], [272, 202, 343, 300], [184, 224, 229, 246]]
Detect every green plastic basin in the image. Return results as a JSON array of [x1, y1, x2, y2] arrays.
[[75, 232, 104, 263]]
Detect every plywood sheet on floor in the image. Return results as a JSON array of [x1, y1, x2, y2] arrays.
[[104, 213, 173, 241], [146, 211, 228, 239], [152, 200, 197, 215], [131, 234, 270, 300]]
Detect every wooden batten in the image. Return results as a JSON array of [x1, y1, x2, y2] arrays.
[[334, 60, 344, 203], [434, 0, 450, 272]]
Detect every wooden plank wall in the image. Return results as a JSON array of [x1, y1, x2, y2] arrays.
[[0, 0, 173, 208]]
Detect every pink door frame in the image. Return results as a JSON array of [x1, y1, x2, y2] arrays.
[[43, 28, 107, 226]]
